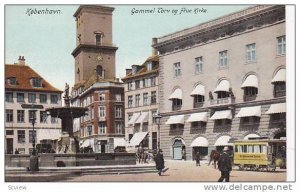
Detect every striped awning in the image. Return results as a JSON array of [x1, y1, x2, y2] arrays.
[[214, 135, 233, 146], [165, 115, 185, 125], [168, 88, 183, 100], [191, 137, 209, 147], [210, 110, 232, 120], [236, 106, 261, 118], [241, 75, 258, 88], [114, 138, 127, 149], [190, 84, 205, 96], [135, 112, 149, 124], [214, 80, 230, 92], [186, 112, 208, 122], [129, 132, 148, 146], [271, 69, 286, 83], [265, 103, 286, 114], [128, 113, 140, 125], [37, 129, 61, 141]]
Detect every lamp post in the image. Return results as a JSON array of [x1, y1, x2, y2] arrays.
[[154, 113, 162, 150], [29, 104, 39, 171]]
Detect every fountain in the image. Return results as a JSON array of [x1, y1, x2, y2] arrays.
[[46, 83, 87, 154]]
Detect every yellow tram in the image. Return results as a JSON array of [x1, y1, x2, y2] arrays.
[[233, 138, 286, 171]]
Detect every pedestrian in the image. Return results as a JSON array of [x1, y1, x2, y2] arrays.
[[155, 149, 165, 176], [14, 148, 19, 154], [195, 152, 201, 166], [182, 148, 186, 161], [217, 146, 232, 182]]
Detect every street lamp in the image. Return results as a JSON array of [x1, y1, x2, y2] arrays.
[[154, 113, 162, 150], [29, 104, 39, 171]]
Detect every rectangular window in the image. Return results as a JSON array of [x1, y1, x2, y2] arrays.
[[174, 62, 181, 77], [17, 93, 25, 103], [17, 110, 25, 123], [115, 106, 122, 118], [50, 94, 58, 104], [219, 50, 228, 68], [194, 95, 205, 108], [128, 96, 133, 108], [152, 110, 158, 123], [5, 92, 13, 102], [51, 117, 57, 124], [135, 94, 140, 107], [28, 93, 36, 103], [99, 93, 105, 102], [32, 78, 42, 87], [195, 57, 203, 73], [87, 126, 93, 136], [115, 94, 122, 102], [40, 94, 47, 103], [143, 78, 149, 88], [147, 62, 152, 71], [17, 130, 25, 143], [143, 93, 148, 106], [29, 130, 36, 143], [135, 80, 140, 89], [29, 110, 36, 123], [128, 81, 133, 90], [115, 122, 123, 134], [151, 91, 157, 104], [274, 82, 286, 97], [95, 34, 102, 45], [246, 43, 256, 62], [172, 99, 182, 111], [98, 106, 106, 117], [6, 130, 14, 135], [277, 36, 286, 55], [128, 113, 133, 123], [40, 111, 47, 123], [98, 123, 106, 134], [6, 109, 13, 122], [150, 77, 156, 86]]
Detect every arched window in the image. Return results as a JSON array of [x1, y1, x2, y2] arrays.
[[272, 69, 286, 97], [241, 74, 258, 101]]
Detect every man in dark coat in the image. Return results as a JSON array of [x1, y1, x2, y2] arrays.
[[155, 149, 165, 176], [217, 146, 232, 182], [195, 152, 201, 166]]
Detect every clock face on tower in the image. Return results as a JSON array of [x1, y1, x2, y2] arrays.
[[96, 54, 103, 61]]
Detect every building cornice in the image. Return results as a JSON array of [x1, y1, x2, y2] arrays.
[[72, 44, 118, 57], [121, 69, 159, 82], [153, 5, 285, 54]]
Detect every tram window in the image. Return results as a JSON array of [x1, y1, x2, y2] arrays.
[[262, 145, 267, 153], [243, 145, 247, 153], [248, 145, 254, 153], [254, 145, 260, 153]]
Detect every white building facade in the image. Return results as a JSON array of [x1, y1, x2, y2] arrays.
[[153, 5, 286, 160]]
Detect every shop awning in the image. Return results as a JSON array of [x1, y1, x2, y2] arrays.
[[129, 132, 148, 146], [244, 133, 260, 140], [186, 112, 208, 122], [241, 75, 258, 88], [214, 80, 230, 92], [168, 88, 183, 100], [114, 138, 127, 149], [190, 137, 209, 147], [165, 115, 185, 125], [236, 106, 261, 118], [190, 84, 205, 96], [128, 113, 141, 125], [135, 112, 149, 124], [210, 110, 232, 120], [271, 69, 286, 83], [80, 139, 94, 148], [214, 135, 233, 146], [37, 129, 61, 141], [265, 103, 286, 114]]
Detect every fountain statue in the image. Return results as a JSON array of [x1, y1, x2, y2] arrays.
[[46, 83, 87, 154]]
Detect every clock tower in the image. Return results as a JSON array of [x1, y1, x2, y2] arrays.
[[72, 5, 118, 83]]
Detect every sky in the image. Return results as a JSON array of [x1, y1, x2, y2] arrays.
[[5, 5, 250, 91]]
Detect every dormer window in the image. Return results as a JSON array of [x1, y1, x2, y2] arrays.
[[147, 62, 153, 71], [31, 78, 42, 88], [8, 77, 17, 85]]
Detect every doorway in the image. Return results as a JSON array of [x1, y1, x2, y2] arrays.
[[6, 138, 13, 154]]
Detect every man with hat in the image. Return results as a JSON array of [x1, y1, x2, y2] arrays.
[[217, 146, 232, 182], [155, 149, 165, 176]]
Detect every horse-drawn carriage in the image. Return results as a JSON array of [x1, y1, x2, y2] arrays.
[[233, 138, 286, 171]]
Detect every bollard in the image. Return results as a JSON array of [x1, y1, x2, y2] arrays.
[[29, 155, 39, 172]]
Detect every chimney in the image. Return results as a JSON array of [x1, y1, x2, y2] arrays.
[[126, 69, 132, 75], [152, 38, 158, 56], [18, 56, 25, 65]]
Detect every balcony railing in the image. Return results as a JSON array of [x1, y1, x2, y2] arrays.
[[194, 102, 204, 108], [209, 97, 234, 106]]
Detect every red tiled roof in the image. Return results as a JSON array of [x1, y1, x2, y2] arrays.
[[5, 64, 62, 93]]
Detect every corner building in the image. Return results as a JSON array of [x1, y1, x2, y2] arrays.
[[71, 5, 125, 153], [153, 5, 286, 160]]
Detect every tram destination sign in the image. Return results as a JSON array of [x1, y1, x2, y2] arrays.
[[21, 104, 44, 109]]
